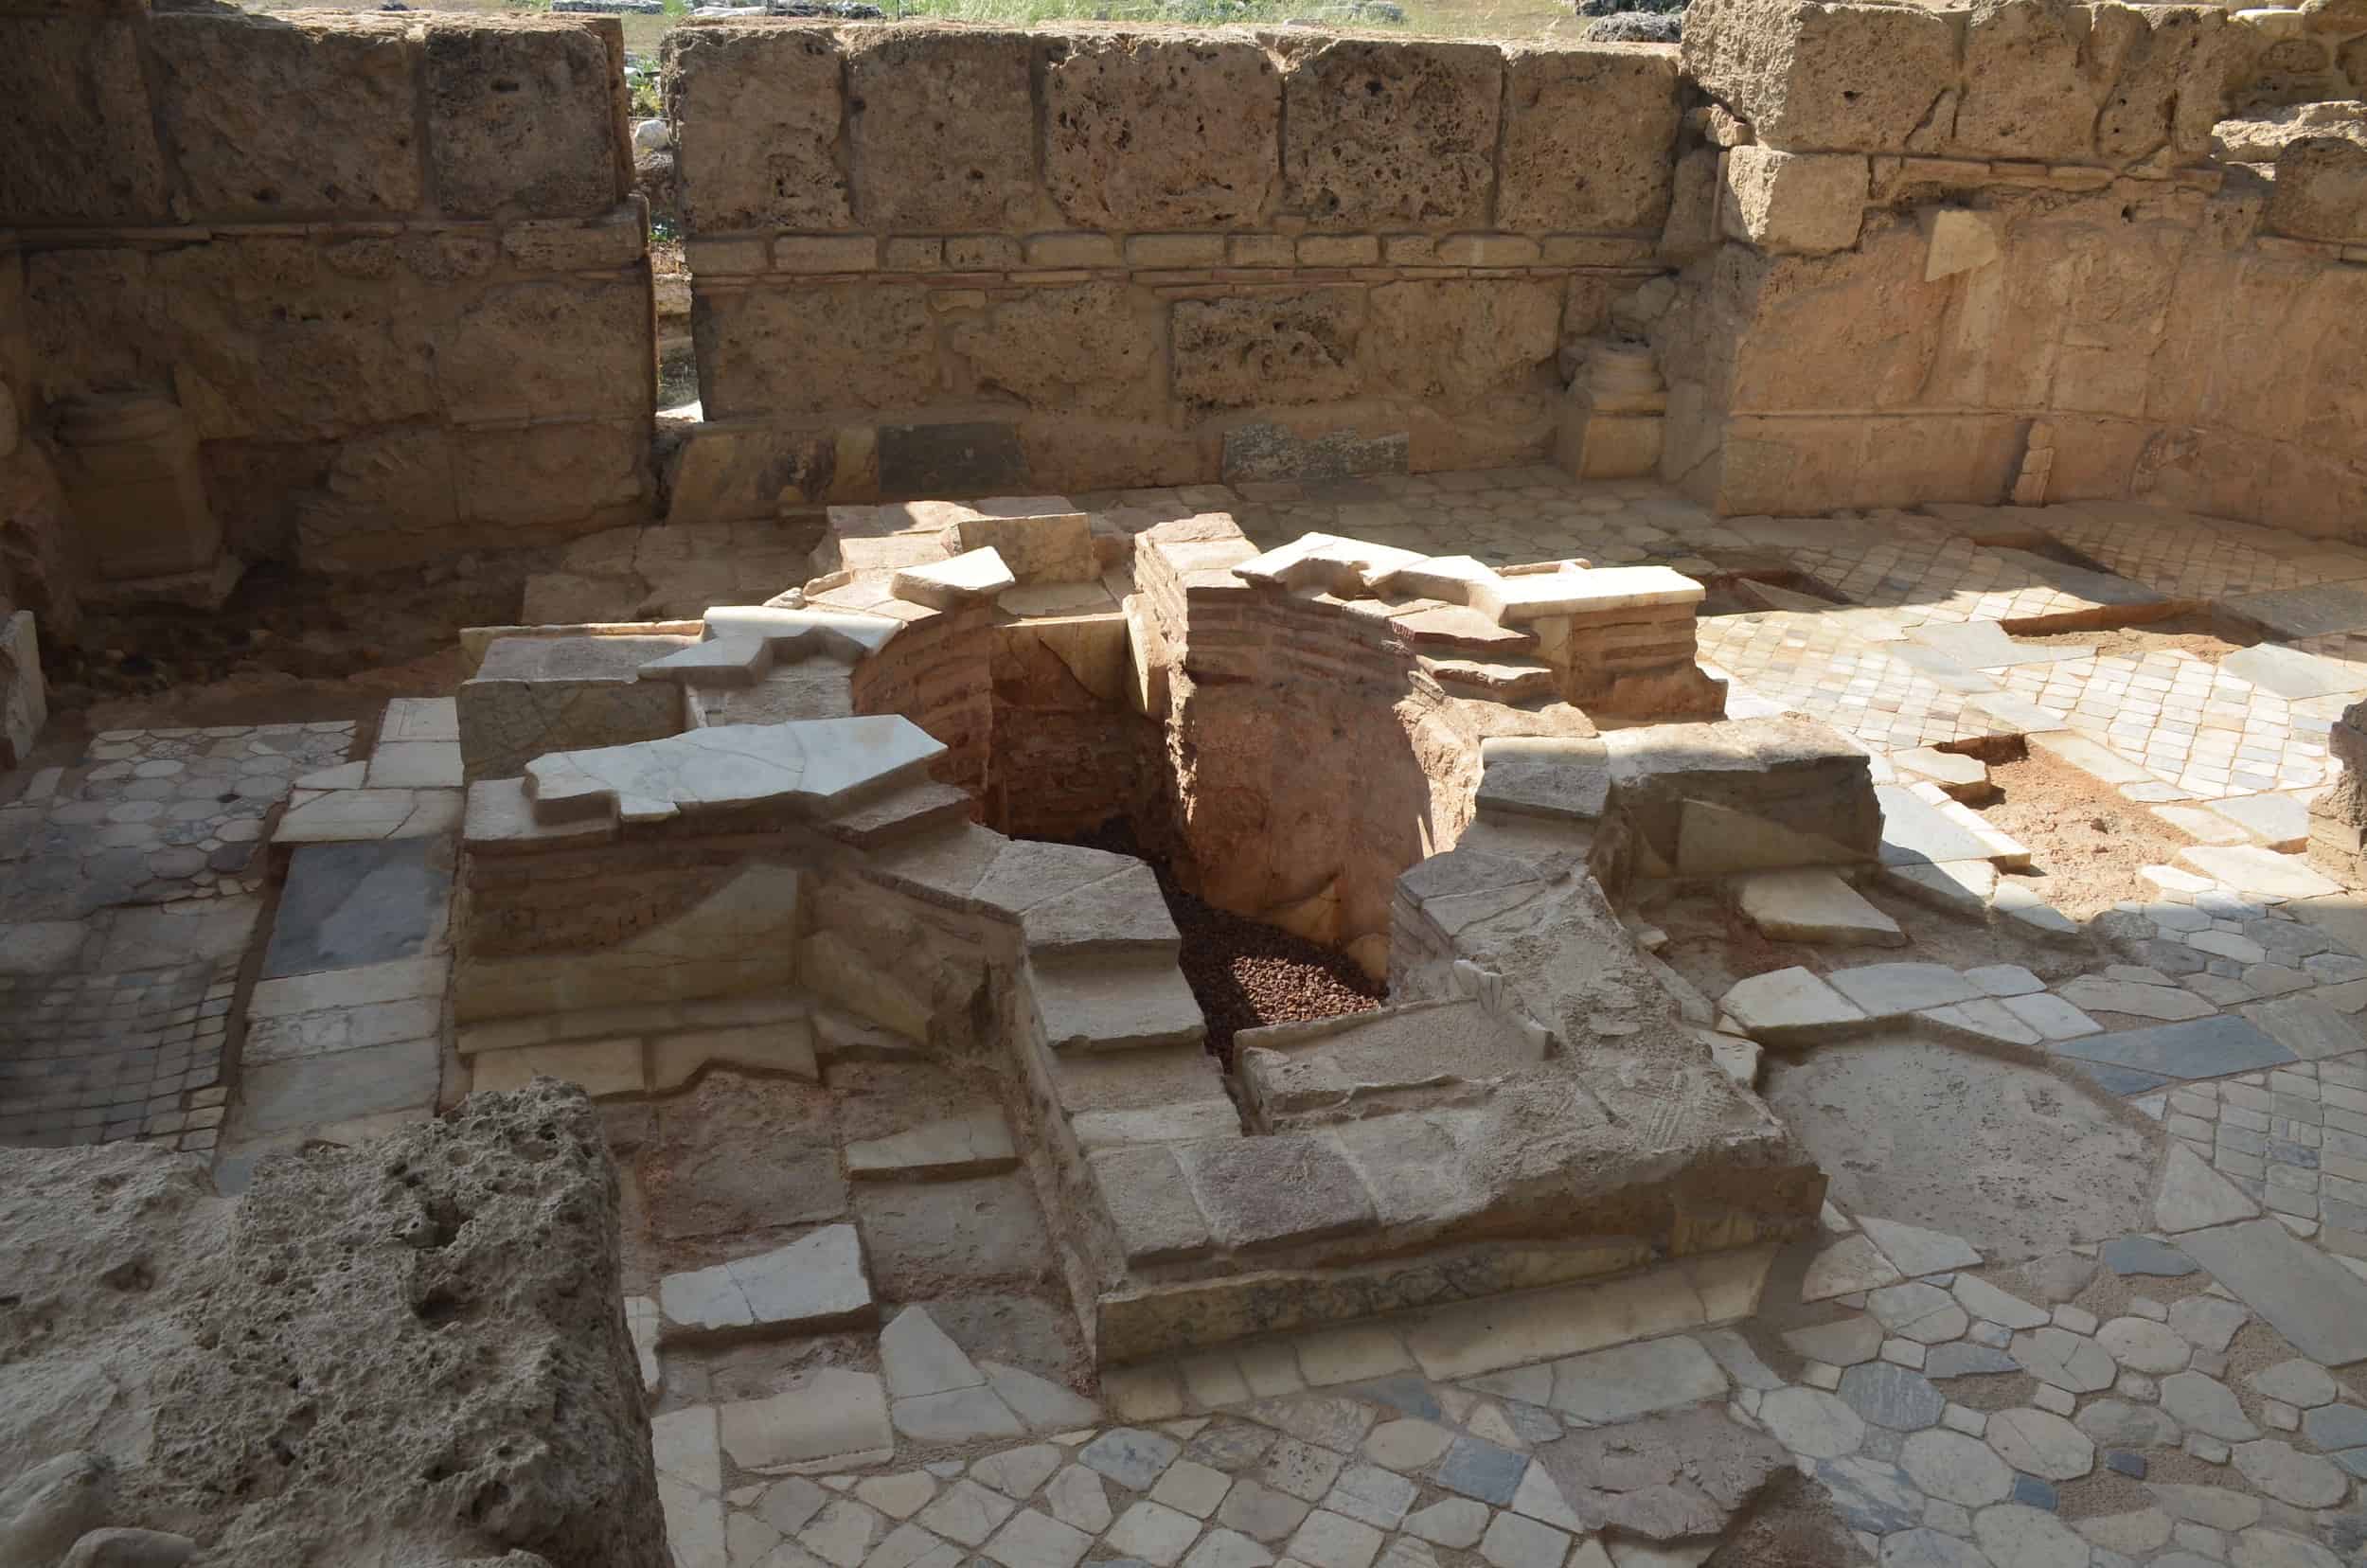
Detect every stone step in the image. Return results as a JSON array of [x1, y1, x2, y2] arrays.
[[637, 633, 774, 687], [657, 1223, 873, 1344], [822, 777, 976, 849], [1018, 860, 1181, 958], [1419, 653, 1558, 703], [847, 1108, 1020, 1181], [1387, 602, 1539, 656], [1030, 953, 1204, 1053], [687, 656, 858, 728], [1236, 997, 1546, 1129], [1732, 867, 1906, 949]]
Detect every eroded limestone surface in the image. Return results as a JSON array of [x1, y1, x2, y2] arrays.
[[0, 1082, 664, 1568]]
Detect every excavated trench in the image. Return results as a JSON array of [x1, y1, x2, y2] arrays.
[[1050, 819, 1385, 1063]]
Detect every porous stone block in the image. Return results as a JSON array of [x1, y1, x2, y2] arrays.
[[0, 19, 169, 222], [694, 283, 937, 419], [437, 279, 654, 424], [1497, 45, 1682, 233], [1682, 0, 1962, 152], [946, 282, 1166, 419], [287, 433, 447, 575], [0, 1086, 669, 1565], [661, 24, 851, 231], [1282, 37, 1503, 228], [1953, 0, 2109, 161], [1719, 147, 1869, 256], [425, 18, 622, 218], [1171, 289, 1364, 410], [1365, 279, 1565, 408], [2094, 7, 2238, 165], [846, 27, 1037, 229], [457, 422, 651, 542], [2267, 134, 2367, 242], [1041, 31, 1280, 228], [152, 13, 422, 219]]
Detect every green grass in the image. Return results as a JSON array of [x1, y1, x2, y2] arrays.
[[879, 0, 1584, 35]]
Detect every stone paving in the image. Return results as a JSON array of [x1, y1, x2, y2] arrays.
[[0, 722, 351, 918]]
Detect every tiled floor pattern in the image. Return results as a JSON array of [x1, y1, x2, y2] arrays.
[[1999, 651, 2331, 798], [2037, 508, 2367, 603], [1738, 523, 2115, 631], [2157, 1057, 2367, 1256], [1695, 611, 2020, 752], [0, 722, 352, 919], [0, 962, 232, 1152]]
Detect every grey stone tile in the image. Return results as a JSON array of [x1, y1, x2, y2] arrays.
[[2054, 1017, 2296, 1079]]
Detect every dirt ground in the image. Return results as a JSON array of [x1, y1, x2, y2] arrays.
[[2016, 614, 2249, 664], [1978, 751, 2201, 918]]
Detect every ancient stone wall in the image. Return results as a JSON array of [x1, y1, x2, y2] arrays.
[[3, 3, 655, 574], [1659, 0, 2367, 536], [660, 26, 1682, 507]]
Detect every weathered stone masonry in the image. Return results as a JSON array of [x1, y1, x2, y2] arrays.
[[4, 5, 654, 575], [659, 27, 1685, 505]]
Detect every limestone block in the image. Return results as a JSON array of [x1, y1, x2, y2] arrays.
[[1660, 147, 1725, 265], [459, 633, 688, 780], [0, 19, 169, 222], [1719, 147, 1869, 256], [1091, 1144, 1216, 1264], [294, 428, 461, 575], [454, 863, 802, 1021], [0, 610, 43, 772], [1176, 1132, 1379, 1249], [1682, 0, 1961, 153], [2268, 134, 2367, 241], [1041, 31, 1280, 229], [436, 279, 653, 424], [3, 1086, 671, 1565], [1365, 279, 1565, 408], [454, 420, 650, 535], [692, 283, 936, 419], [846, 28, 1038, 229], [2094, 7, 2240, 165], [948, 283, 1166, 419], [1921, 207, 2002, 279], [425, 18, 622, 219], [1282, 38, 1503, 227], [662, 24, 850, 232], [47, 395, 222, 584], [1954, 0, 2111, 161], [1497, 45, 1682, 233], [659, 1224, 873, 1338], [894, 546, 1016, 609], [953, 504, 1095, 584], [144, 238, 437, 442], [1171, 289, 1364, 409], [152, 13, 422, 219], [501, 204, 650, 273]]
